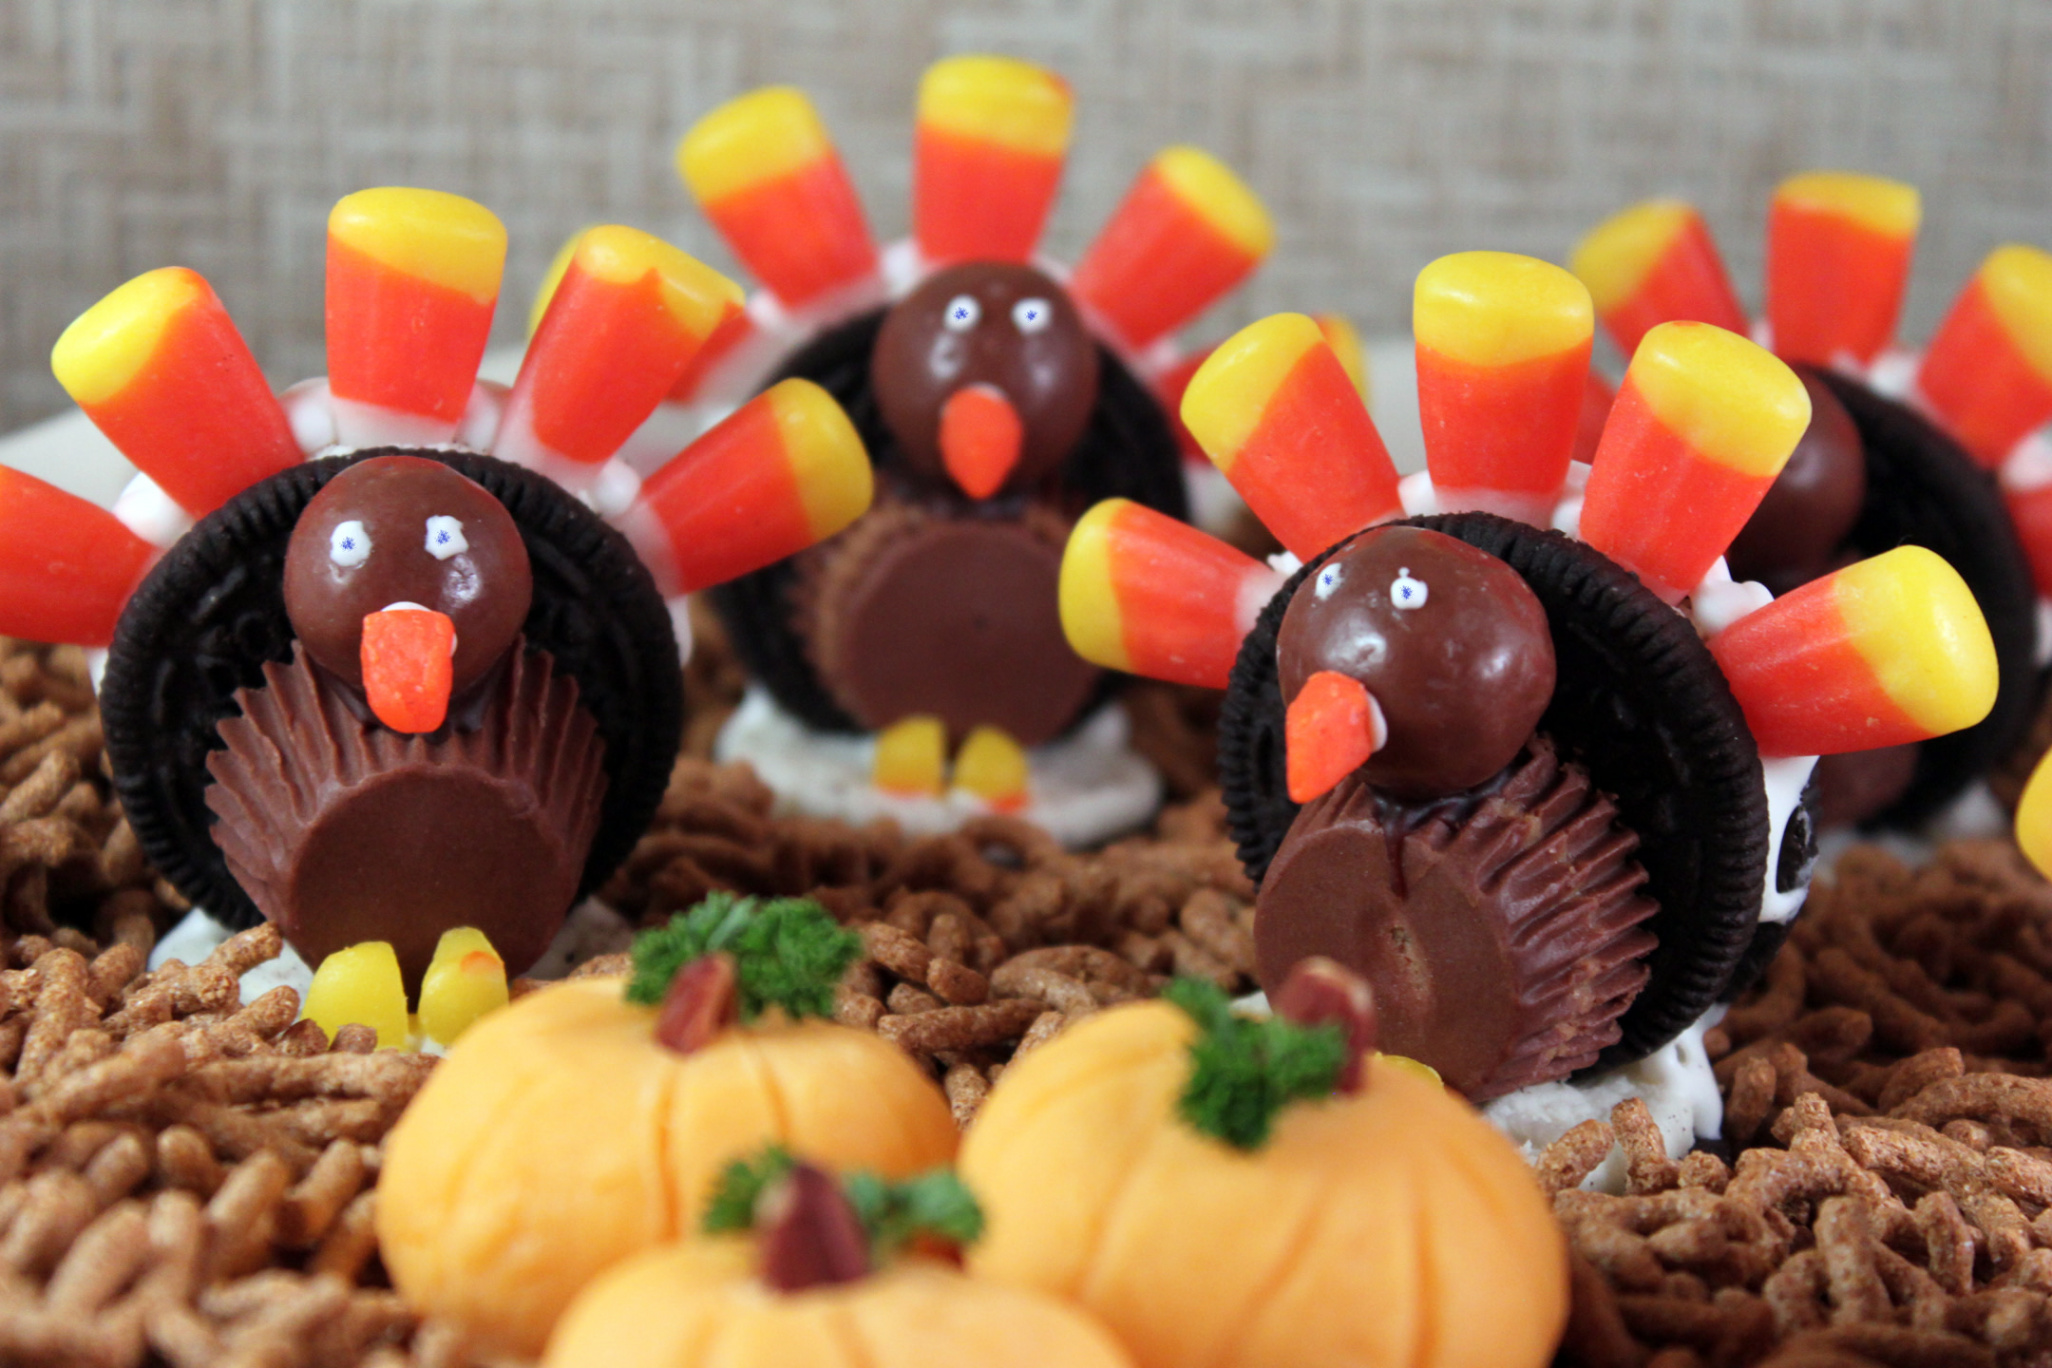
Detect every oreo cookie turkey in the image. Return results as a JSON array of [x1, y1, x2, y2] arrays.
[[562, 56, 1273, 846], [1058, 250, 1998, 1160], [0, 188, 875, 995], [1573, 175, 2052, 828]]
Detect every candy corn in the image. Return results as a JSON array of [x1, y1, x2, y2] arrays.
[[326, 188, 507, 447], [1316, 313, 1370, 403], [52, 268, 300, 518], [0, 467, 156, 647], [913, 55, 1072, 266], [1916, 244, 2052, 468], [679, 87, 878, 310], [954, 726, 1030, 812], [1286, 670, 1384, 803], [1573, 368, 1616, 466], [1707, 546, 1997, 756], [1765, 172, 1920, 368], [938, 383, 1024, 498], [2015, 748, 2052, 879], [1415, 252, 1594, 524], [1571, 200, 1749, 358], [361, 607, 456, 735], [1059, 498, 1284, 690], [873, 715, 947, 796], [1069, 147, 1274, 354], [494, 226, 743, 480], [1580, 321, 1811, 601], [617, 378, 873, 596], [1180, 314, 1403, 561], [418, 928, 510, 1048], [303, 941, 410, 1052], [2003, 480, 2052, 599]]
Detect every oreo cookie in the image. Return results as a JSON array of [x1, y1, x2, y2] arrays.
[[1219, 511, 1771, 1073], [709, 306, 1188, 736], [100, 447, 683, 931]]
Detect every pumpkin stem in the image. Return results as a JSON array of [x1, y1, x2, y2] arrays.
[[1271, 957, 1377, 1094], [625, 892, 862, 1023], [653, 951, 739, 1055], [1164, 977, 1350, 1150], [759, 1162, 874, 1292]]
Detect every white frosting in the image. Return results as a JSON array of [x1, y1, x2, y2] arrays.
[[111, 472, 192, 548], [1757, 754, 1821, 924], [714, 687, 1162, 849]]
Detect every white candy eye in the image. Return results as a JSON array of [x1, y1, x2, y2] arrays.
[[1314, 563, 1346, 600], [1389, 567, 1429, 610], [1011, 297, 1053, 333], [424, 516, 468, 561], [943, 294, 982, 331], [329, 520, 371, 568]]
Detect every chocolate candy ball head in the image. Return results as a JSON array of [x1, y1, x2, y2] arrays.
[[1277, 526, 1556, 799], [870, 262, 1098, 497], [283, 455, 532, 701], [1725, 369, 1867, 590]]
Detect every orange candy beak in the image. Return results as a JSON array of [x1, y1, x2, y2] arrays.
[[938, 385, 1024, 499], [1764, 171, 1920, 368], [52, 267, 300, 519], [1571, 200, 1749, 358], [913, 55, 1072, 266], [1916, 244, 2052, 469], [361, 607, 457, 735], [1285, 670, 1385, 804], [0, 467, 157, 648]]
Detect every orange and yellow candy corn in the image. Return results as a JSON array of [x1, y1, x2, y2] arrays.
[[53, 267, 300, 518], [2003, 481, 2052, 599], [0, 467, 156, 647], [1069, 147, 1273, 354], [2015, 748, 2052, 879], [678, 87, 878, 310], [1286, 670, 1384, 804], [362, 606, 456, 735], [326, 188, 506, 447], [1765, 171, 1920, 368], [955, 726, 1030, 812], [913, 55, 1071, 266], [1572, 200, 1748, 358], [1580, 321, 1811, 601], [1181, 313, 1402, 561], [1415, 251, 1594, 525], [618, 378, 872, 596], [1917, 244, 2052, 468], [495, 226, 743, 478], [1316, 313, 1370, 404], [1059, 498, 1284, 691], [1707, 546, 1996, 757], [1573, 367, 1616, 465]]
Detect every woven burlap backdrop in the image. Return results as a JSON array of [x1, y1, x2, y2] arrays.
[[1, 0, 2047, 432]]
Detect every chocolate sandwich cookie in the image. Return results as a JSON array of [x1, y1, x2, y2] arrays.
[[710, 300, 1188, 737], [1219, 511, 1775, 1075], [100, 448, 683, 954]]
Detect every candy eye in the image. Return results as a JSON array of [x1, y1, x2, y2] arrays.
[[943, 294, 982, 332], [329, 520, 371, 569], [1389, 568, 1429, 610], [1011, 297, 1052, 333], [424, 515, 469, 561], [1314, 563, 1346, 601]]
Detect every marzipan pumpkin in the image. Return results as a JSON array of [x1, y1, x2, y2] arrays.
[[544, 1150, 1135, 1368], [379, 894, 959, 1358], [959, 959, 1568, 1368]]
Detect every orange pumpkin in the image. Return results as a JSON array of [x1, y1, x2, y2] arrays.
[[544, 1154, 1135, 1368], [379, 895, 958, 1359], [958, 962, 1568, 1368]]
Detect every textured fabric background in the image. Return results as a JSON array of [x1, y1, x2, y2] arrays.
[[1, 0, 2048, 433]]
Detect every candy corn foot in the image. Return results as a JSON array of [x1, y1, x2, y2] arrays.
[[1707, 545, 1997, 756], [954, 725, 1030, 811], [1765, 171, 1920, 368], [1916, 244, 2052, 468], [1069, 146, 1273, 354], [418, 928, 511, 1048], [616, 378, 873, 596], [304, 942, 411, 1052], [914, 55, 1072, 266], [1571, 199, 1748, 357], [326, 188, 507, 448], [1580, 321, 1811, 602], [53, 267, 300, 518], [873, 715, 947, 797], [2017, 749, 2052, 880], [1414, 251, 1593, 525], [1181, 314, 1402, 561]]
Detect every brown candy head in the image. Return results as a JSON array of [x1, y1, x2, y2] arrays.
[[869, 262, 1098, 497], [283, 456, 532, 699], [1277, 526, 1556, 800], [1724, 369, 1866, 589]]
